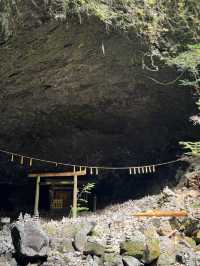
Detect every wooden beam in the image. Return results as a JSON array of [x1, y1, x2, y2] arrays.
[[73, 174, 78, 218], [34, 176, 40, 216], [29, 170, 86, 178], [40, 179, 88, 186], [40, 181, 74, 185]]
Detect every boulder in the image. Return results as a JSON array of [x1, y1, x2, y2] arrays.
[[11, 221, 49, 258], [74, 221, 96, 252], [74, 231, 87, 252], [157, 237, 176, 266], [85, 239, 106, 257], [120, 231, 145, 259], [142, 227, 160, 264], [122, 256, 144, 266]]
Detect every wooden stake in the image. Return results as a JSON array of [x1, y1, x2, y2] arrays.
[[73, 174, 78, 218], [129, 168, 132, 175], [34, 176, 40, 216], [11, 154, 14, 162]]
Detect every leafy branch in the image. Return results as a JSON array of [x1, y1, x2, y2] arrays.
[[70, 182, 95, 216]]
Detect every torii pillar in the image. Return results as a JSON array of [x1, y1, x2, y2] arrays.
[[34, 176, 40, 216]]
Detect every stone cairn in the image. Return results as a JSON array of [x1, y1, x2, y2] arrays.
[[105, 223, 115, 254]]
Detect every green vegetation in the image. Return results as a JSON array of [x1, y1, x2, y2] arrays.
[[77, 182, 95, 213], [169, 44, 200, 157], [70, 182, 95, 216], [60, 0, 200, 50]]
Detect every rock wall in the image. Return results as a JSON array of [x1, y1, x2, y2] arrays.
[[0, 1, 198, 189]]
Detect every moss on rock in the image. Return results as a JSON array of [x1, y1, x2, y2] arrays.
[[120, 240, 145, 259], [85, 240, 106, 256], [142, 227, 160, 264], [120, 232, 146, 259], [194, 231, 200, 245]]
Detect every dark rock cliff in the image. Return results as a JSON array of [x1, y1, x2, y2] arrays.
[[0, 1, 198, 197]]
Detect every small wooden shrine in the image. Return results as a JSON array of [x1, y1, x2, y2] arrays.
[[28, 169, 87, 218]]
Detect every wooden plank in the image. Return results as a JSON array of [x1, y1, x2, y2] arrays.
[[40, 181, 74, 185], [133, 210, 188, 217], [72, 174, 78, 218], [40, 179, 88, 185], [34, 176, 40, 216], [29, 170, 86, 178]]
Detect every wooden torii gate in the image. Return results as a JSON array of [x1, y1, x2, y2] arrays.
[[28, 169, 86, 218]]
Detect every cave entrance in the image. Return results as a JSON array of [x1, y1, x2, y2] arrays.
[[28, 169, 87, 218]]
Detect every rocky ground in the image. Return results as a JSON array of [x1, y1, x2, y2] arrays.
[[1, 186, 200, 266]]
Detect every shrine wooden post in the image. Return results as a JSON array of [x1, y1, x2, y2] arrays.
[[34, 176, 40, 216], [73, 174, 78, 218]]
